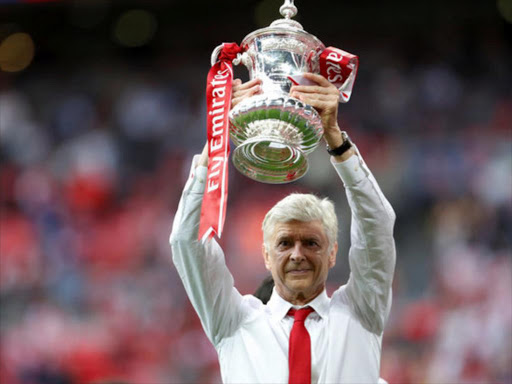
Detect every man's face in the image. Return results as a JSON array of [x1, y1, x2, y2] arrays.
[[263, 219, 337, 305]]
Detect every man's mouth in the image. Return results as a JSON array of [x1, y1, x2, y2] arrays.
[[286, 269, 312, 275]]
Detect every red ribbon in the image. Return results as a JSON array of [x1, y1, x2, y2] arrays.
[[198, 43, 243, 242], [319, 46, 359, 103]]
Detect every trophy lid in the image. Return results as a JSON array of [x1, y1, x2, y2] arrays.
[[241, 0, 324, 49]]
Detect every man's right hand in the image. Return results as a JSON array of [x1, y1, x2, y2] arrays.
[[198, 143, 208, 168], [231, 78, 262, 108]]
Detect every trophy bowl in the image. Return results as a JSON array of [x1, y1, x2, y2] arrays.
[[213, 1, 326, 183]]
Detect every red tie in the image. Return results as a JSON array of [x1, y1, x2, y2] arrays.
[[288, 307, 315, 384]]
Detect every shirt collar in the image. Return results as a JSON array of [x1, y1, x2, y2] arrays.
[[267, 287, 329, 320]]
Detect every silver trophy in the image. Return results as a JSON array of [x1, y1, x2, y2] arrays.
[[211, 0, 327, 183]]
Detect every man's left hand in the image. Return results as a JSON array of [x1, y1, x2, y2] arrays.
[[290, 73, 345, 152]]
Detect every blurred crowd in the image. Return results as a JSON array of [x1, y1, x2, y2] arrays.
[[1, 17, 512, 384]]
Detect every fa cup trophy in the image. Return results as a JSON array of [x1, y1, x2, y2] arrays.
[[210, 0, 358, 183], [199, 0, 358, 240]]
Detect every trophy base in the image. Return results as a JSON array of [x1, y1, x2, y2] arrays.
[[232, 137, 308, 184]]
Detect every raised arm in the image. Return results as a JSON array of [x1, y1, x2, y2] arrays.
[[169, 80, 263, 346], [334, 151, 396, 335], [170, 149, 244, 346], [291, 73, 396, 334]]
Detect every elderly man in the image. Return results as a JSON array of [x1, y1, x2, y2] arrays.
[[170, 73, 396, 384]]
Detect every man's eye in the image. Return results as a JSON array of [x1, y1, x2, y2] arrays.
[[305, 240, 319, 247], [277, 240, 290, 247]]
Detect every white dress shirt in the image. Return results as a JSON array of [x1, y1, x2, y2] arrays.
[[170, 149, 396, 384]]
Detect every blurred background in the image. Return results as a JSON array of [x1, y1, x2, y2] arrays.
[[1, 0, 511, 383]]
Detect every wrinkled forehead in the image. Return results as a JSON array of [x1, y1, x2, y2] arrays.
[[271, 219, 327, 239]]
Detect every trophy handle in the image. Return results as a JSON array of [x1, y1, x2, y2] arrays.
[[210, 44, 250, 68]]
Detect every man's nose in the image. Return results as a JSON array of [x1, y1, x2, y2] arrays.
[[290, 242, 305, 262]]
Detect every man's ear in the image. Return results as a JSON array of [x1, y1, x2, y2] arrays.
[[328, 242, 338, 269], [263, 244, 271, 271]]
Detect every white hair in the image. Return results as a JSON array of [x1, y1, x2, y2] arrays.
[[262, 193, 338, 250]]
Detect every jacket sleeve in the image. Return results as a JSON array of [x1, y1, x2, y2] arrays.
[[169, 156, 247, 347], [332, 149, 396, 335]]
